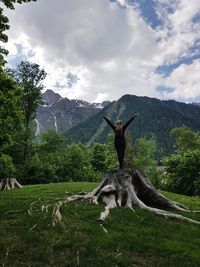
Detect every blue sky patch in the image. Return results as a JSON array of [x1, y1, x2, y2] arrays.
[[67, 72, 79, 88], [128, 0, 162, 28], [155, 53, 200, 77], [156, 86, 174, 94], [8, 44, 24, 68], [192, 13, 200, 24], [111, 0, 162, 28], [53, 81, 66, 89]]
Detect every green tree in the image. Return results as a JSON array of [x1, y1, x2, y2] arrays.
[[0, 71, 23, 147], [13, 61, 46, 160], [13, 61, 46, 128], [170, 125, 200, 151], [39, 130, 64, 155], [163, 149, 200, 195], [132, 137, 159, 187], [91, 143, 108, 172], [19, 131, 65, 185], [0, 8, 9, 66], [133, 137, 157, 171], [162, 126, 200, 195], [64, 143, 96, 182], [30, 131, 66, 183]]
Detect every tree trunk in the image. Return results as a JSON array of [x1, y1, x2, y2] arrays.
[[23, 126, 29, 161], [63, 169, 200, 225], [0, 178, 23, 191]]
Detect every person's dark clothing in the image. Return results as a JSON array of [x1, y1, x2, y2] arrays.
[[103, 116, 137, 169]]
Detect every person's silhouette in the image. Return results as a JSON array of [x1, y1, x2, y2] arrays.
[[103, 114, 139, 169]]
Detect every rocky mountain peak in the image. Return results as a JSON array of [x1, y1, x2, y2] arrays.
[[36, 90, 110, 135], [42, 89, 62, 105]]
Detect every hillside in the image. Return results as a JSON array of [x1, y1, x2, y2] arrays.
[[64, 94, 200, 157], [0, 183, 200, 267]]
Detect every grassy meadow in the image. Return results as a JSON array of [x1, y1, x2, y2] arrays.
[[0, 182, 200, 267]]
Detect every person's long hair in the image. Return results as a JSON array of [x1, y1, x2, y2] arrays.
[[115, 120, 123, 135]]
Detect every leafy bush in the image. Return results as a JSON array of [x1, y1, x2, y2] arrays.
[[18, 155, 58, 184], [163, 149, 200, 196]]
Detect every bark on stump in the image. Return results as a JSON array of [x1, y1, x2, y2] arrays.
[[65, 169, 200, 224], [0, 178, 23, 191]]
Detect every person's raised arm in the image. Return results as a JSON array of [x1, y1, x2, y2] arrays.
[[103, 116, 115, 131], [123, 114, 139, 131]]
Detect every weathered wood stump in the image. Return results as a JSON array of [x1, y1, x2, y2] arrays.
[[65, 169, 200, 224], [0, 178, 23, 191]]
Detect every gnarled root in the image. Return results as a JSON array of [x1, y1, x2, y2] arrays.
[[63, 169, 200, 225]]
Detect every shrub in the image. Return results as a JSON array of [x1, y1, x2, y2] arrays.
[[163, 149, 200, 196]]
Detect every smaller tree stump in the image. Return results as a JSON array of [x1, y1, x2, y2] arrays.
[[0, 178, 23, 191]]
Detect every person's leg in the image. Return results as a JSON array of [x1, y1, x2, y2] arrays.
[[115, 142, 125, 169], [117, 149, 124, 169], [121, 148, 125, 169]]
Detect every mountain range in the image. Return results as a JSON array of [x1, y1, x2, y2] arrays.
[[35, 89, 110, 134], [36, 90, 200, 158]]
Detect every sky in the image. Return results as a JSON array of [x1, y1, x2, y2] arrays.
[[2, 0, 200, 103]]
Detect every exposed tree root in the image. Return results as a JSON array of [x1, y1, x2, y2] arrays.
[[2, 248, 9, 267], [53, 169, 200, 225], [0, 178, 23, 191]]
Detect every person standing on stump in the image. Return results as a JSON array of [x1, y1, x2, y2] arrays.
[[103, 114, 139, 169]]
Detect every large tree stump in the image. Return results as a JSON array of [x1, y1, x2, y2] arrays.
[[0, 178, 23, 191], [64, 169, 200, 225]]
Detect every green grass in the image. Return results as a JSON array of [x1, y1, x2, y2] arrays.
[[0, 183, 200, 267]]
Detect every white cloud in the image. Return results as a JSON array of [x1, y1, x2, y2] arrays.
[[161, 59, 200, 100], [155, 0, 200, 64], [3, 0, 200, 102]]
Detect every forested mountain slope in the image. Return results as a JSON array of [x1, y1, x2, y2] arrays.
[[64, 94, 200, 157]]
